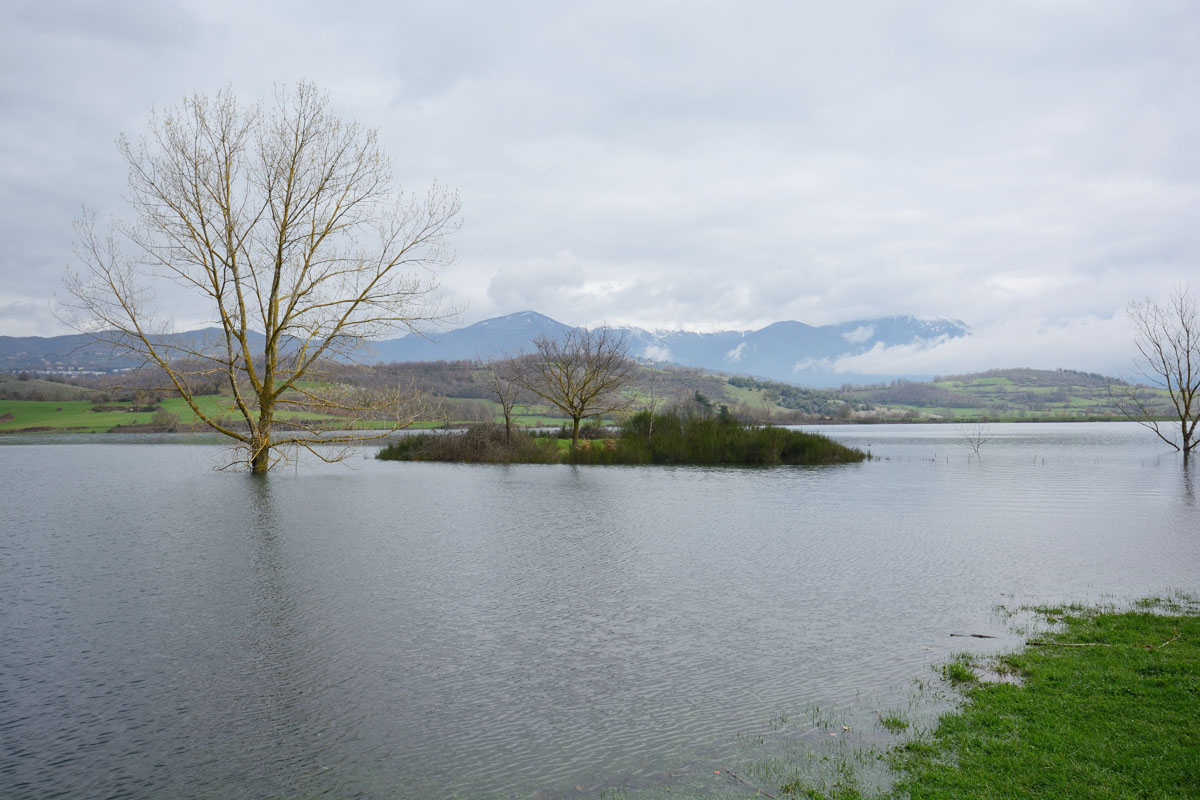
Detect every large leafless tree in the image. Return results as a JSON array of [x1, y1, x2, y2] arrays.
[[62, 83, 460, 472], [514, 328, 632, 448], [1112, 286, 1199, 462]]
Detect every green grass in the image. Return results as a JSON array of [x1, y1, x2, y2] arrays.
[[888, 601, 1200, 799], [0, 395, 229, 432], [711, 599, 1199, 800], [0, 394, 374, 433], [939, 654, 978, 686]]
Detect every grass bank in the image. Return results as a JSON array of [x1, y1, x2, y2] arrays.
[[377, 411, 867, 466], [885, 599, 1199, 800], [752, 597, 1199, 800]]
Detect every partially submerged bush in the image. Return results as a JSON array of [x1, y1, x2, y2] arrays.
[[570, 410, 866, 466]]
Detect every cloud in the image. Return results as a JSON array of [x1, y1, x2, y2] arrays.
[[0, 0, 1196, 382], [828, 312, 1136, 379], [0, 294, 57, 337], [640, 344, 671, 362], [842, 325, 875, 344]]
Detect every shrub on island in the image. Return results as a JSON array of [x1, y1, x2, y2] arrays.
[[568, 409, 866, 465], [378, 411, 865, 466], [377, 424, 560, 463]]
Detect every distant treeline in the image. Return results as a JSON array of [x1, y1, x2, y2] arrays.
[[935, 368, 1123, 388]]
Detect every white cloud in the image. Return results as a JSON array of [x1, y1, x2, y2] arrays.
[[842, 325, 874, 344], [1, 0, 1197, 381], [829, 312, 1136, 379], [0, 294, 56, 337], [794, 356, 836, 373], [641, 344, 671, 362]]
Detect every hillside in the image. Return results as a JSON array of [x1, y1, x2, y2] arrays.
[[4, 362, 1162, 436], [842, 368, 1137, 420], [0, 372, 97, 401]]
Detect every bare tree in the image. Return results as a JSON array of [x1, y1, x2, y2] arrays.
[[634, 366, 666, 442], [957, 421, 989, 459], [759, 389, 776, 425], [61, 83, 461, 472], [1112, 286, 1199, 462], [482, 355, 524, 440], [514, 328, 632, 449]]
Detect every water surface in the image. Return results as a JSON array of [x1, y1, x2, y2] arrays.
[[1, 423, 1196, 798]]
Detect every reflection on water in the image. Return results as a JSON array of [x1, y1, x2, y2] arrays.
[[1, 424, 1197, 798]]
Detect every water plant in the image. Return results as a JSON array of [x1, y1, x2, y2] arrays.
[[939, 654, 977, 686], [876, 713, 909, 735]]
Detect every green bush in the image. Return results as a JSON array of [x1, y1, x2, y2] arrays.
[[378, 425, 559, 463], [587, 410, 865, 465], [379, 414, 866, 466]]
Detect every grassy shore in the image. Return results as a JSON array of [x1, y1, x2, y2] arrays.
[[883, 599, 1199, 800], [761, 597, 1199, 800]]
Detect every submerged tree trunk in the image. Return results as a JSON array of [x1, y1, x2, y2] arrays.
[[251, 406, 273, 474]]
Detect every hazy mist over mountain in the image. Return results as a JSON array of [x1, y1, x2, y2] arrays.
[[2, 310, 969, 387], [358, 311, 972, 386]]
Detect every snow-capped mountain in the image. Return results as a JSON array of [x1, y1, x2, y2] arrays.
[[2, 311, 969, 386], [369, 311, 969, 386]]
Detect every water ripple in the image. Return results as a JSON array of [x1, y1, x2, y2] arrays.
[[1, 424, 1197, 798]]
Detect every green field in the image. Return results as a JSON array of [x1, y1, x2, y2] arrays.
[[0, 394, 362, 434], [0, 396, 219, 433]]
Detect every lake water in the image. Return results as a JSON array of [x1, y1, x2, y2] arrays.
[[2, 423, 1197, 798]]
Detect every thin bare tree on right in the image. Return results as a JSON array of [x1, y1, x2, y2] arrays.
[[1112, 286, 1199, 462]]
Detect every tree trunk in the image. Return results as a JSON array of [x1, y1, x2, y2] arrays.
[[571, 416, 581, 449], [251, 406, 273, 474]]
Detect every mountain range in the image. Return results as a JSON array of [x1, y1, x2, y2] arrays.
[[1, 311, 969, 387]]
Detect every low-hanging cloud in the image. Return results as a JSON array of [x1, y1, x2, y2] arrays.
[[828, 312, 1137, 379]]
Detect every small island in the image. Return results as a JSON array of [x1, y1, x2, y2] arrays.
[[378, 409, 867, 466]]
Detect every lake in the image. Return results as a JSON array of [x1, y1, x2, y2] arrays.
[[1, 423, 1197, 798]]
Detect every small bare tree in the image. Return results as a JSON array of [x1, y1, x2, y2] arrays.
[[483, 355, 524, 440], [958, 421, 989, 459], [61, 83, 461, 472], [514, 328, 632, 449], [1111, 287, 1199, 462], [635, 366, 667, 442]]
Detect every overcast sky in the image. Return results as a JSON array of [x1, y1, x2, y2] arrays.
[[2, 0, 1197, 378]]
